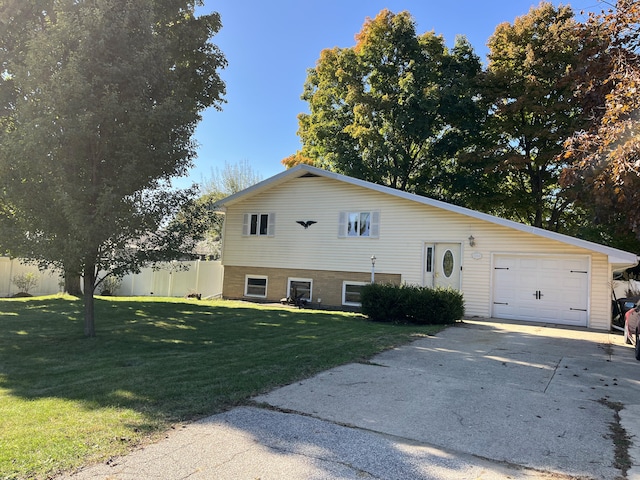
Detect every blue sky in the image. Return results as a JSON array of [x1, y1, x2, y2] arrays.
[[184, 1, 602, 189]]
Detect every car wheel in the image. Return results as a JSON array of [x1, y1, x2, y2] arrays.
[[635, 328, 640, 361]]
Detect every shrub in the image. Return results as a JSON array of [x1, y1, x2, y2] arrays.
[[407, 286, 464, 325], [99, 275, 122, 296], [12, 272, 39, 294], [361, 283, 464, 325], [361, 283, 406, 323]]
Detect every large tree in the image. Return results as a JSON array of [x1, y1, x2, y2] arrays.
[[562, 0, 640, 238], [476, 2, 592, 231], [291, 9, 483, 195], [0, 0, 226, 336]]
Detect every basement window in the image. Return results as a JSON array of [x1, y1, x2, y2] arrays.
[[245, 275, 267, 298], [343, 281, 367, 306]]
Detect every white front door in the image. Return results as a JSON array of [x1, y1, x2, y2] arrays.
[[492, 255, 589, 326], [424, 243, 461, 290]]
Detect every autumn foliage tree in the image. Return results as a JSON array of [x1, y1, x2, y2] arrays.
[[281, 152, 316, 169], [473, 2, 593, 231], [562, 0, 640, 236], [292, 9, 483, 195]]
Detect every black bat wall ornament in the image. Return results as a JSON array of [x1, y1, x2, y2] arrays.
[[296, 220, 317, 229]]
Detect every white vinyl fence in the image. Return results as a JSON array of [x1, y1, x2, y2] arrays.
[[0, 258, 64, 296], [0, 257, 223, 298]]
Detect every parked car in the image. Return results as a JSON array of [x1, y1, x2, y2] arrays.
[[613, 297, 637, 328], [624, 305, 640, 360]]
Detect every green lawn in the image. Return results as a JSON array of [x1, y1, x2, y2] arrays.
[[0, 295, 443, 479]]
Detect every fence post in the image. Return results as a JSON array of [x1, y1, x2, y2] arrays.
[[195, 260, 201, 294], [8, 258, 13, 297]]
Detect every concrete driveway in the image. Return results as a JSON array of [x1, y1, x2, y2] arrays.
[[62, 320, 640, 480]]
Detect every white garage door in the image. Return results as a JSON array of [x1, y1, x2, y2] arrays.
[[492, 255, 589, 326]]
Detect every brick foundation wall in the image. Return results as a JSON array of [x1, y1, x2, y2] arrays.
[[223, 266, 401, 309]]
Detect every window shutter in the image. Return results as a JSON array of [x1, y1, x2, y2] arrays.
[[242, 214, 250, 236], [370, 211, 380, 238], [267, 213, 276, 236], [338, 211, 347, 238]]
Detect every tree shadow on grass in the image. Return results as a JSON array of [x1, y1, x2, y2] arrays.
[[0, 296, 427, 423], [2, 300, 636, 479], [2, 296, 435, 478]]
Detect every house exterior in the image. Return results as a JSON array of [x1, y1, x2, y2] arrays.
[[213, 164, 638, 330]]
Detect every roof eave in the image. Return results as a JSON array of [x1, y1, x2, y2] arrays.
[[211, 164, 311, 210], [211, 164, 638, 266]]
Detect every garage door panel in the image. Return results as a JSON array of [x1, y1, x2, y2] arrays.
[[495, 256, 515, 268], [540, 258, 560, 271], [539, 306, 586, 326], [516, 272, 537, 293], [520, 258, 539, 270], [492, 304, 511, 319], [563, 275, 585, 288], [564, 258, 589, 271], [492, 255, 589, 327], [539, 288, 562, 305], [561, 282, 587, 300], [517, 305, 543, 321], [536, 306, 562, 322]]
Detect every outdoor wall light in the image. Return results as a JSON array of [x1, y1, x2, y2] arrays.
[[370, 255, 376, 283], [468, 235, 476, 247]]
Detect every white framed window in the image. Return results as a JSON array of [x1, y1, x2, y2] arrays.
[[342, 281, 368, 306], [338, 211, 379, 238], [245, 275, 268, 298], [242, 213, 275, 236], [287, 277, 312, 302], [425, 245, 434, 273]]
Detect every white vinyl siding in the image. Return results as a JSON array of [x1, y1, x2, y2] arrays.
[[222, 175, 621, 329]]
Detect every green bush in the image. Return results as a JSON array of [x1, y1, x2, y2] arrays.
[[361, 283, 464, 325], [99, 275, 122, 296], [12, 272, 39, 294], [360, 283, 405, 323]]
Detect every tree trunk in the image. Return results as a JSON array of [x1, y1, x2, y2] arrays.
[[83, 264, 96, 337], [64, 271, 82, 296]]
